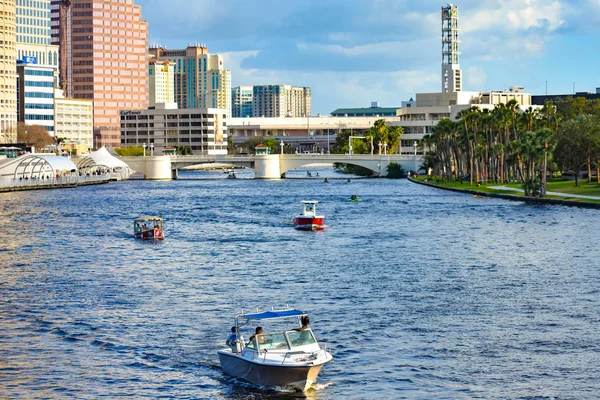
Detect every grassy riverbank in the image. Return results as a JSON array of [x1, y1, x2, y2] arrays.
[[412, 176, 600, 205]]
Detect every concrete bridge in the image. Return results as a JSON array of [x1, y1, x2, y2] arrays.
[[120, 153, 421, 179]]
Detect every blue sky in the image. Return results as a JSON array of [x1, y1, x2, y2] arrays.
[[137, 0, 600, 115]]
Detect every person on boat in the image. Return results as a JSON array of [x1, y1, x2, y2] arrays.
[[324, 178, 329, 183], [135, 223, 142, 233], [142, 224, 147, 231], [293, 316, 310, 332], [292, 316, 311, 343], [248, 326, 265, 345], [226, 326, 243, 353], [347, 178, 352, 183]]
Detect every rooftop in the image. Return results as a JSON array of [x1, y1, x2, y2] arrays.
[[330, 106, 402, 115]]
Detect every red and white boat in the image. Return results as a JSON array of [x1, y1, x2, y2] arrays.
[[293, 201, 325, 231], [134, 216, 165, 240]]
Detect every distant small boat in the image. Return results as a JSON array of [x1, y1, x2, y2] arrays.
[[227, 172, 237, 179], [133, 216, 164, 240], [349, 195, 360, 202], [293, 201, 325, 231]]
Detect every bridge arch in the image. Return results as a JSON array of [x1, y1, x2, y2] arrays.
[[279, 160, 383, 176]]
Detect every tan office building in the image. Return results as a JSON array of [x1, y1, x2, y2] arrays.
[[59, 0, 148, 149], [0, 0, 17, 143], [54, 89, 94, 153]]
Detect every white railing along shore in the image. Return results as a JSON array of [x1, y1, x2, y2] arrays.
[[0, 174, 111, 190]]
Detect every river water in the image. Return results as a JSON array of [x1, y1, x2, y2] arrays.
[[1, 169, 599, 399]]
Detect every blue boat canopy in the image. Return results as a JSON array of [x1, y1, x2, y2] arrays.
[[242, 309, 306, 320]]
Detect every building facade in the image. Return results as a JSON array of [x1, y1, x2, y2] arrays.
[[17, 60, 55, 134], [16, 0, 58, 78], [56, 0, 148, 149], [0, 0, 17, 143], [149, 58, 175, 107], [120, 105, 228, 155], [149, 45, 232, 116], [252, 85, 311, 118], [232, 85, 253, 117], [54, 89, 93, 152]]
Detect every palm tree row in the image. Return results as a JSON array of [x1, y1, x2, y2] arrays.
[[422, 100, 560, 196]]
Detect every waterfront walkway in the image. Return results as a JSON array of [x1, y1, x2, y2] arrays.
[[489, 186, 600, 200], [0, 175, 111, 193]]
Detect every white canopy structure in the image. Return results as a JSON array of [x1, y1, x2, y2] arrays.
[[0, 154, 79, 180], [76, 146, 132, 180]]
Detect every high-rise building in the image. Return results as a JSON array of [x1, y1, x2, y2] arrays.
[[16, 0, 58, 74], [232, 86, 253, 117], [252, 85, 311, 118], [17, 60, 55, 135], [149, 58, 175, 107], [441, 3, 461, 93], [56, 0, 148, 149], [149, 45, 232, 116], [0, 0, 17, 143]]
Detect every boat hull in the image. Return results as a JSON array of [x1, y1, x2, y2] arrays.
[[134, 229, 164, 240], [293, 216, 325, 231], [218, 351, 326, 391]]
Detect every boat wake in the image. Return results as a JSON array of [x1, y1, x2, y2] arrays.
[[310, 382, 333, 391]]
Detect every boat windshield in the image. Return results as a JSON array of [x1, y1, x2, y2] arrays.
[[248, 330, 317, 351], [287, 330, 316, 347], [257, 332, 289, 351]]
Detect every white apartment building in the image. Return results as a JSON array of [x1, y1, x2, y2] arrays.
[[54, 89, 93, 153], [120, 104, 228, 155], [149, 59, 175, 107], [252, 85, 311, 118]]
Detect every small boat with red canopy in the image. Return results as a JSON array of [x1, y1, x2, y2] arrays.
[[134, 216, 164, 240], [293, 201, 325, 231]]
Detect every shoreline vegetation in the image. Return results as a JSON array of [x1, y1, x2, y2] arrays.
[[410, 176, 600, 209]]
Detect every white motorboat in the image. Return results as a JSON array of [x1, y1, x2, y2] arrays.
[[218, 308, 332, 391]]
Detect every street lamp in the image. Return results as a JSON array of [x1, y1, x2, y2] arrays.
[[383, 142, 388, 155], [150, 143, 154, 157], [378, 142, 382, 155], [280, 140, 284, 155], [413, 141, 418, 173], [142, 143, 147, 157]]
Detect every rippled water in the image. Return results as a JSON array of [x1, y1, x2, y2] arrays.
[[1, 169, 599, 399]]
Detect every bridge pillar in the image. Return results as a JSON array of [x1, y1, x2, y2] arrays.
[[254, 154, 281, 179], [171, 168, 179, 179], [134, 156, 172, 180]]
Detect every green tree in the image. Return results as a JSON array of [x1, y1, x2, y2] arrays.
[[176, 145, 192, 155], [554, 115, 600, 187], [16, 123, 54, 151], [114, 146, 144, 156], [386, 162, 406, 178]]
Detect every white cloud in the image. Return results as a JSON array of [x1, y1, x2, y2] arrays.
[[464, 66, 488, 90], [223, 50, 439, 113], [461, 0, 564, 33]]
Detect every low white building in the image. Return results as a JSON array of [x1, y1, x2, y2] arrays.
[[120, 104, 228, 155], [54, 89, 94, 154]]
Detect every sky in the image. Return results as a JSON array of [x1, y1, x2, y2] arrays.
[[137, 0, 600, 115]]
